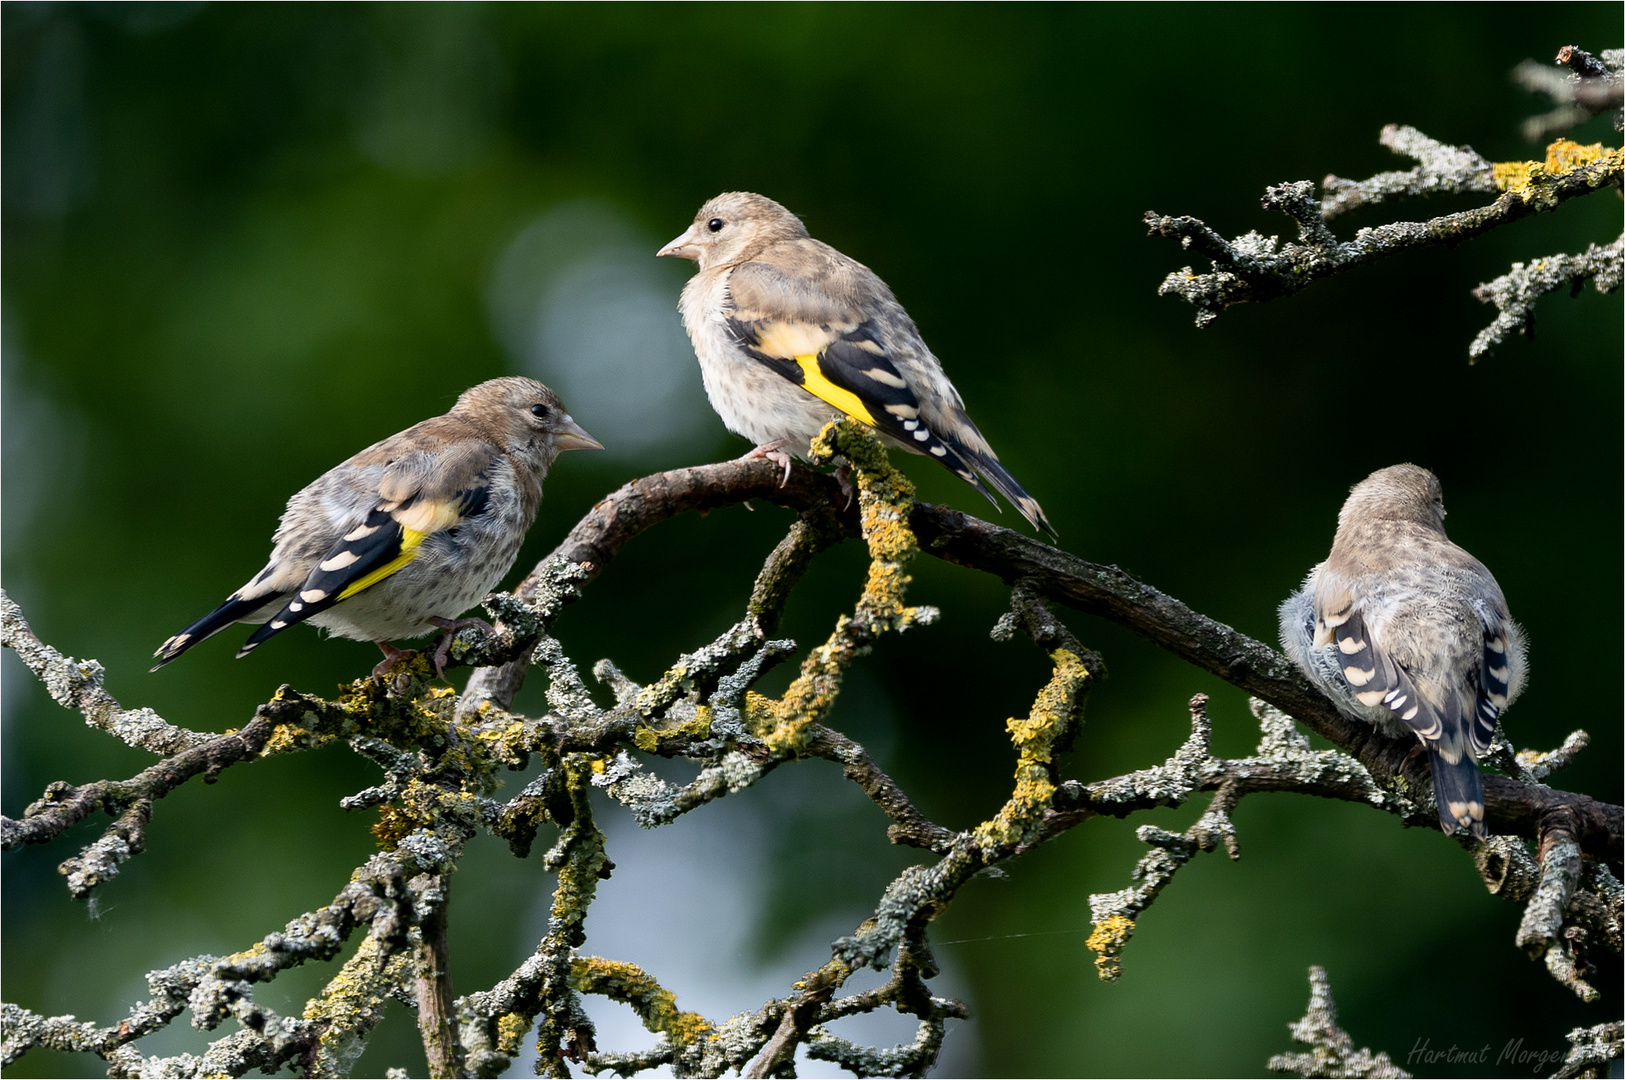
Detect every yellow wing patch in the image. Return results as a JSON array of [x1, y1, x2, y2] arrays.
[[794, 355, 877, 426], [754, 320, 838, 360], [338, 528, 428, 600], [395, 498, 467, 536]]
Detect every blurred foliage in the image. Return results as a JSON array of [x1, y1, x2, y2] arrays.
[[2, 4, 1620, 1077]]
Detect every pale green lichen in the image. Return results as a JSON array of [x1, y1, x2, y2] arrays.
[[304, 935, 412, 1076]]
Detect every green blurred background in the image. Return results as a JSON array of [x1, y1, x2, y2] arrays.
[[3, 4, 1620, 1077]]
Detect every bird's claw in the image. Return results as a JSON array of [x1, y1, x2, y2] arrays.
[[427, 616, 496, 676], [833, 463, 856, 511], [740, 439, 794, 486], [372, 642, 421, 681]]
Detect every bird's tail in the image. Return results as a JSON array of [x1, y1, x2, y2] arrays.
[[1426, 738, 1486, 839], [956, 442, 1058, 541], [151, 591, 281, 671]]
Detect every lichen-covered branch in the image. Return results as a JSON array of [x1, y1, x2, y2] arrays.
[[0, 588, 213, 755], [833, 586, 1101, 973], [1148, 132, 1620, 330], [1469, 233, 1623, 359], [1266, 966, 1411, 1079], [1553, 1020, 1624, 1079], [1516, 46, 1624, 141], [450, 459, 1625, 862], [1319, 124, 1498, 218], [4, 430, 1618, 1075], [1081, 697, 1420, 981]]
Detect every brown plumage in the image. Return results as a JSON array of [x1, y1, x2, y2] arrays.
[[1280, 464, 1527, 837], [152, 377, 601, 676], [659, 192, 1057, 539]]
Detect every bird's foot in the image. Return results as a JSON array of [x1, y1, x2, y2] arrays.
[[372, 641, 421, 681], [739, 439, 794, 486], [833, 462, 856, 511], [427, 616, 497, 677]]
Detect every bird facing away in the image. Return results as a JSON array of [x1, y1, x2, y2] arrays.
[[657, 191, 1057, 540], [152, 377, 602, 677], [1279, 464, 1527, 838]]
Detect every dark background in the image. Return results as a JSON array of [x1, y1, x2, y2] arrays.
[[3, 4, 1620, 1077]]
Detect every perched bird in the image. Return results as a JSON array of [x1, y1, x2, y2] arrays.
[[152, 377, 601, 677], [658, 191, 1056, 539], [1279, 464, 1527, 838]]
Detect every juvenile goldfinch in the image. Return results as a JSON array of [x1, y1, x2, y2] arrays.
[[1279, 464, 1527, 838], [152, 377, 601, 677], [658, 192, 1057, 539]]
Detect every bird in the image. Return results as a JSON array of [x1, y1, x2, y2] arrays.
[[1278, 463, 1527, 838], [152, 377, 602, 677], [657, 191, 1057, 540]]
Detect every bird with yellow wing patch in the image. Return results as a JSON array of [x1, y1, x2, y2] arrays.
[[152, 377, 601, 677], [659, 192, 1056, 539]]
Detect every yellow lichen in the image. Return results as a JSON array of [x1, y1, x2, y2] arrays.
[[1493, 141, 1623, 205], [632, 705, 715, 754], [1086, 913, 1136, 982], [496, 1011, 530, 1054], [1545, 138, 1610, 173], [972, 647, 1090, 851], [1492, 160, 1538, 194], [760, 420, 928, 756], [571, 956, 713, 1045]]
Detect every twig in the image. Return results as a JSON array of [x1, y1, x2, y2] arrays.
[[1267, 966, 1411, 1078]]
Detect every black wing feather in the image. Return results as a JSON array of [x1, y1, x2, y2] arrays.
[[236, 505, 411, 656]]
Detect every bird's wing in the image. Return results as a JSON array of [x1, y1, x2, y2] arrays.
[[725, 258, 996, 490], [236, 439, 496, 655], [1316, 579, 1487, 835], [1472, 607, 1516, 758], [150, 575, 289, 670]]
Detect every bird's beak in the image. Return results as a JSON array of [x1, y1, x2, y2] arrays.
[[554, 416, 604, 452], [657, 226, 701, 261]]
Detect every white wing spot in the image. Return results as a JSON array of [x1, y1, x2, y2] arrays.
[[1337, 637, 1365, 654], [300, 588, 329, 603], [320, 550, 361, 572], [1343, 665, 1374, 686], [862, 367, 909, 389], [912, 429, 931, 442], [344, 523, 380, 542], [929, 446, 948, 457], [1355, 690, 1385, 706]]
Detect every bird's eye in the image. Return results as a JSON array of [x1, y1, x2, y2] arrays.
[[707, 218, 724, 233], [530, 403, 551, 419]]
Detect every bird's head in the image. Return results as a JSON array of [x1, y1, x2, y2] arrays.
[[1338, 463, 1447, 534], [657, 191, 809, 270], [456, 377, 603, 465]]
